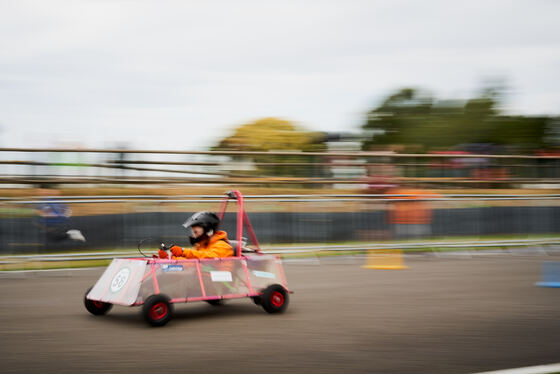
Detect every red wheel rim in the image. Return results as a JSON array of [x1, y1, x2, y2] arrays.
[[270, 291, 284, 307], [149, 302, 168, 320], [93, 301, 104, 309]]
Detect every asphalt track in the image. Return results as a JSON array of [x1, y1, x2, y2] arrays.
[[0, 254, 559, 374]]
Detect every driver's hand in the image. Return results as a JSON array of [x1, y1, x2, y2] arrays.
[[158, 249, 169, 259], [170, 245, 183, 257]]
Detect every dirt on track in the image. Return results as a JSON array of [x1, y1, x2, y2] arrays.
[[0, 255, 559, 374]]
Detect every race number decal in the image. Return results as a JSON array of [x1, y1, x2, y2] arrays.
[[110, 267, 131, 293]]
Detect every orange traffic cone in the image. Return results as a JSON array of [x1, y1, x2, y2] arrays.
[[362, 249, 408, 269]]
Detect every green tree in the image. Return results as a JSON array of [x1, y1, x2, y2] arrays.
[[362, 87, 549, 152]]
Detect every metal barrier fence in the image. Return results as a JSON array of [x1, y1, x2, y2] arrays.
[[1, 195, 559, 256], [1, 147, 559, 186], [2, 238, 559, 265]]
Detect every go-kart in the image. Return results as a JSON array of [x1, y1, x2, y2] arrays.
[[84, 190, 291, 327]]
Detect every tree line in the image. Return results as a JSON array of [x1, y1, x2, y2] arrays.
[[214, 87, 558, 176]]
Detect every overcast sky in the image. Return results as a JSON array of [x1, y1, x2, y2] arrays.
[[1, 0, 559, 150]]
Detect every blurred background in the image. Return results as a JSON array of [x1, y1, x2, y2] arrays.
[[0, 0, 559, 277], [0, 1, 560, 373]]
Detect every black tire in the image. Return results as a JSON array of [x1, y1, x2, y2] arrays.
[[142, 294, 173, 327], [260, 284, 289, 314], [84, 287, 113, 316], [205, 299, 224, 306], [251, 296, 262, 305]]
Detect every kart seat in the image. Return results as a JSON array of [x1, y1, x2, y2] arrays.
[[229, 239, 250, 255]]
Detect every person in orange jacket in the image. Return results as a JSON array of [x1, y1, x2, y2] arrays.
[[158, 211, 233, 260]]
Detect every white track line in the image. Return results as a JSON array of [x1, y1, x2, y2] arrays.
[[473, 363, 560, 374]]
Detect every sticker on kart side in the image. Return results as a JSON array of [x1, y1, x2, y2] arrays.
[[110, 267, 130, 293], [252, 270, 275, 279], [210, 271, 232, 282], [162, 264, 184, 272]]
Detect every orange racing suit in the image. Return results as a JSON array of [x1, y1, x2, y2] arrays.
[[159, 230, 233, 260]]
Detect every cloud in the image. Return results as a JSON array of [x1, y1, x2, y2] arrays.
[[0, 0, 559, 149]]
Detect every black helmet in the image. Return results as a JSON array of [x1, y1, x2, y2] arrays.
[[182, 211, 220, 234]]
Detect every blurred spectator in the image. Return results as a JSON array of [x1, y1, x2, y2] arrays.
[[386, 187, 440, 240], [369, 179, 440, 241], [34, 185, 86, 250]]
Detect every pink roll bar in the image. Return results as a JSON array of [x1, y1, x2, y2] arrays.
[[217, 190, 262, 256]]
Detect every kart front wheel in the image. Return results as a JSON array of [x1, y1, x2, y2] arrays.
[[260, 284, 289, 314], [143, 294, 173, 327], [84, 287, 113, 316]]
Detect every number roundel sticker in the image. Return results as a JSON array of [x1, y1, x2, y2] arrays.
[[110, 267, 131, 293]]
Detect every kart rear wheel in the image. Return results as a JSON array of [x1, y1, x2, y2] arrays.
[[260, 284, 288, 314], [84, 287, 113, 316], [143, 294, 173, 327]]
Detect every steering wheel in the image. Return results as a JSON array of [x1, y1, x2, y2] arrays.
[[137, 238, 173, 258]]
